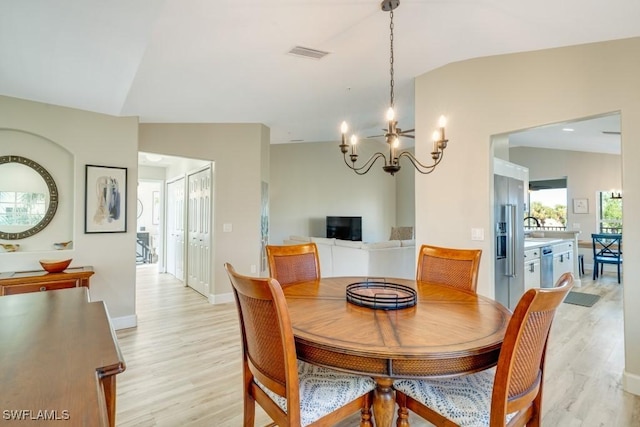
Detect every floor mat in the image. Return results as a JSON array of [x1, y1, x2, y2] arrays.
[[563, 291, 601, 307]]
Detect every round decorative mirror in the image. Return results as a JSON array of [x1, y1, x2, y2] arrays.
[[0, 155, 59, 240]]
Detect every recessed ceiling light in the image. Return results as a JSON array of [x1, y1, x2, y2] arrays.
[[562, 128, 574, 132], [145, 154, 163, 162]]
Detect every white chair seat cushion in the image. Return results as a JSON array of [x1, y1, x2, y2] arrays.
[[256, 361, 376, 426], [393, 368, 516, 427]]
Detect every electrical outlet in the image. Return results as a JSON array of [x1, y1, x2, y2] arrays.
[[250, 265, 257, 273], [573, 223, 581, 229]]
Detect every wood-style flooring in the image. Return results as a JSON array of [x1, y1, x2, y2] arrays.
[[116, 266, 640, 426]]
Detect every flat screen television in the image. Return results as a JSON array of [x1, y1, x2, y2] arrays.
[[326, 216, 362, 241]]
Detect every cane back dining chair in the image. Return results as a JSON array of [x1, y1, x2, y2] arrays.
[[266, 243, 321, 287], [591, 233, 622, 284], [224, 263, 375, 426], [416, 244, 482, 293], [393, 272, 574, 427]]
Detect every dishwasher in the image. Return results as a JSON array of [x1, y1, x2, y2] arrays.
[[540, 246, 554, 288]]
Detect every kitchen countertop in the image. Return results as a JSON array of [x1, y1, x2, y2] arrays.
[[524, 238, 568, 249]]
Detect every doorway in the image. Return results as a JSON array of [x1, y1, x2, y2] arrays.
[[138, 152, 214, 298]]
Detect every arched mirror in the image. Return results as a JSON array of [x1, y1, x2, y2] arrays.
[[0, 155, 59, 240]]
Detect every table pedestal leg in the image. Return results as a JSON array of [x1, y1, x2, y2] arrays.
[[372, 377, 395, 427]]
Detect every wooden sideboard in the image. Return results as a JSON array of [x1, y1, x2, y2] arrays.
[[0, 266, 94, 296]]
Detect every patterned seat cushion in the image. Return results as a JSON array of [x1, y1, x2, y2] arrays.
[[393, 368, 516, 427], [256, 361, 376, 426]]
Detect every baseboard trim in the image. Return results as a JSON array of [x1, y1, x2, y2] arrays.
[[623, 369, 640, 396], [209, 292, 234, 305], [111, 314, 138, 331]]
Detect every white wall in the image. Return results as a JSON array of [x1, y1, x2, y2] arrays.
[[0, 130, 74, 249], [0, 95, 139, 329], [139, 123, 268, 298], [414, 37, 640, 395], [269, 140, 398, 245]]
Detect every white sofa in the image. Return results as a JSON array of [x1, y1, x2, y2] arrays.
[[283, 235, 416, 279]]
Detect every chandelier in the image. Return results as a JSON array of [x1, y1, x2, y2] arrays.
[[339, 0, 448, 176]]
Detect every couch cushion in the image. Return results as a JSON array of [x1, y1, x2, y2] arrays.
[[289, 235, 311, 242], [362, 240, 401, 250], [311, 237, 336, 246], [335, 239, 364, 249]]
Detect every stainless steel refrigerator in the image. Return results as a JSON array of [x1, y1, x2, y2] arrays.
[[494, 174, 525, 310]]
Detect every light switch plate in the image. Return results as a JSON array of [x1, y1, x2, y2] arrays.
[[223, 223, 232, 232], [471, 228, 484, 241]]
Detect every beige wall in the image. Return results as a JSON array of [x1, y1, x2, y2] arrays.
[[0, 95, 139, 328], [139, 123, 268, 298], [510, 146, 622, 238], [269, 140, 402, 245], [414, 37, 640, 394]]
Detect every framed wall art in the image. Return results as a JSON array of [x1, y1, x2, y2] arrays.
[[572, 198, 589, 214], [85, 164, 127, 233], [152, 191, 160, 225]]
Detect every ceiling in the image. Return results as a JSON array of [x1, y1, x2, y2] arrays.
[[509, 113, 621, 155], [1, 1, 637, 150]]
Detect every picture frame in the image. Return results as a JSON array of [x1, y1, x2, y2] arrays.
[[85, 164, 127, 233], [152, 191, 160, 225], [573, 198, 589, 214]]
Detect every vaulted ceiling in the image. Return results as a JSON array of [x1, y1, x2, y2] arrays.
[[1, 1, 638, 148]]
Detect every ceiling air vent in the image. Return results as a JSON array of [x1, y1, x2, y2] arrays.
[[288, 46, 329, 60]]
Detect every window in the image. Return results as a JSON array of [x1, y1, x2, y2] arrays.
[[598, 191, 622, 233], [0, 192, 46, 226], [527, 179, 567, 230]]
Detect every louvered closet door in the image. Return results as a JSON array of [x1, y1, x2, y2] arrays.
[[186, 167, 211, 296]]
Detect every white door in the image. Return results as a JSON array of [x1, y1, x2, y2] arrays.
[[166, 177, 185, 281], [187, 167, 211, 296]]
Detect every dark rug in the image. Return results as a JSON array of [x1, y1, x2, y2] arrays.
[[563, 291, 601, 307]]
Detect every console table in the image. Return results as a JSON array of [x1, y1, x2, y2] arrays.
[[0, 287, 125, 426], [0, 266, 94, 296]]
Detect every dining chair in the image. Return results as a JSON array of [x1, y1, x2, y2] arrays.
[[393, 272, 574, 427], [591, 233, 622, 284], [416, 244, 482, 293], [266, 243, 321, 286], [224, 263, 376, 427]]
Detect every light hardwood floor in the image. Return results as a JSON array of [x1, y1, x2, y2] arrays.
[[116, 266, 640, 426]]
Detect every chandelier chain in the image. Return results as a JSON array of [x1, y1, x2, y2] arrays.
[[389, 10, 394, 109]]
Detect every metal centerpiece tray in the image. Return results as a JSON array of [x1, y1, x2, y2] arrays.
[[346, 279, 417, 310]]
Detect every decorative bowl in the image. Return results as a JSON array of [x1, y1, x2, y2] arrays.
[[39, 258, 72, 273], [53, 240, 73, 250]]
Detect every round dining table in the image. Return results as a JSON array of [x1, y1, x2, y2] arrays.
[[283, 276, 511, 427]]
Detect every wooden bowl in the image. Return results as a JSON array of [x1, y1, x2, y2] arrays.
[[39, 258, 72, 273]]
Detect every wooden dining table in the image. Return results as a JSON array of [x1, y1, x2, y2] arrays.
[[283, 276, 511, 427]]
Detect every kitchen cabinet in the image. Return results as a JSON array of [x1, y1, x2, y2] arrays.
[[552, 241, 573, 284], [524, 248, 541, 291]]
